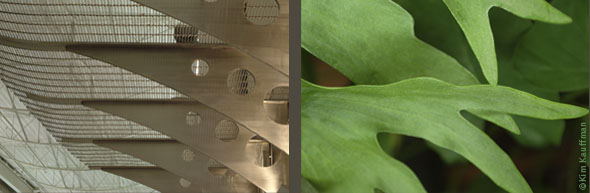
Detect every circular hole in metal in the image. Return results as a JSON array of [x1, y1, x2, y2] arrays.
[[245, 136, 282, 167], [179, 178, 192, 188], [227, 69, 256, 95], [181, 149, 195, 162], [215, 120, 239, 141], [264, 86, 289, 124], [186, 112, 201, 126], [191, 59, 209, 77], [243, 0, 279, 25]]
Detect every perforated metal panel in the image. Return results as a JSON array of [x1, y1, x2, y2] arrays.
[[243, 0, 280, 25], [190, 59, 209, 77], [214, 120, 239, 141], [0, 0, 288, 192], [227, 68, 256, 95]]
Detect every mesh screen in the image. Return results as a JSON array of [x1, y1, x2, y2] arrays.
[[0, 45, 184, 99], [63, 143, 154, 167], [0, 0, 224, 44], [0, 44, 174, 173], [243, 0, 280, 25], [214, 120, 239, 141], [227, 68, 256, 95]]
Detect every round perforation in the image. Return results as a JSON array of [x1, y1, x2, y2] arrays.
[[181, 149, 195, 162], [227, 69, 255, 95], [215, 120, 239, 141], [191, 59, 209, 77], [243, 0, 280, 25], [179, 178, 192, 188]]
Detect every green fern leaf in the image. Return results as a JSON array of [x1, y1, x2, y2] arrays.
[[441, 0, 571, 85], [302, 78, 587, 193], [301, 0, 478, 86]]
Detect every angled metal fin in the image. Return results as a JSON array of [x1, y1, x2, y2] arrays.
[[66, 44, 289, 154], [24, 94, 288, 192], [81, 99, 288, 192], [92, 139, 258, 193], [132, 0, 289, 74], [98, 167, 202, 193]]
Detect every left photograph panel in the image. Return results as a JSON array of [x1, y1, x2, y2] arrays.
[[0, 0, 289, 193]]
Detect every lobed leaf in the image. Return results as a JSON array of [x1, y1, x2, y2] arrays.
[[302, 0, 518, 137], [301, 0, 478, 86], [397, 0, 571, 148], [302, 78, 588, 193], [441, 0, 571, 85]]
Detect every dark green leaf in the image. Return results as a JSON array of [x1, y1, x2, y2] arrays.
[[441, 0, 571, 85], [513, 0, 589, 91]]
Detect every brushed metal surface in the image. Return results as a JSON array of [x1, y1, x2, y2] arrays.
[[66, 44, 289, 154], [99, 167, 203, 193], [81, 99, 288, 192], [263, 100, 288, 124], [27, 94, 290, 193], [92, 139, 258, 193], [132, 0, 289, 74]]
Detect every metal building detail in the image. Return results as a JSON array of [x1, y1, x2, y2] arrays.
[[0, 0, 289, 192]]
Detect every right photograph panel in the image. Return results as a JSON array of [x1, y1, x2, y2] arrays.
[[301, 0, 589, 192]]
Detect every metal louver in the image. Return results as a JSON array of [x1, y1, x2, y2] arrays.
[[0, 0, 289, 193]]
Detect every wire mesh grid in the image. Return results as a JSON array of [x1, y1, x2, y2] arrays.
[[11, 96, 170, 139], [62, 143, 154, 167], [0, 45, 185, 99], [0, 80, 156, 192], [243, 0, 280, 25], [0, 45, 175, 175], [0, 0, 224, 44], [227, 68, 256, 95]]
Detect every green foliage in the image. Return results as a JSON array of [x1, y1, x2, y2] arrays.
[[302, 178, 320, 193], [441, 0, 571, 85], [301, 0, 478, 86], [301, 0, 589, 192], [512, 0, 589, 91], [396, 0, 589, 148], [394, 0, 569, 149], [302, 78, 587, 193]]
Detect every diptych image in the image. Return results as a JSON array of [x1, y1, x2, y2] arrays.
[[301, 0, 589, 193], [0, 0, 589, 193]]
